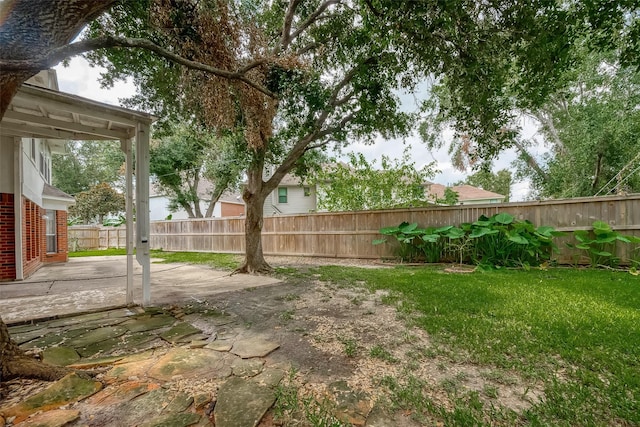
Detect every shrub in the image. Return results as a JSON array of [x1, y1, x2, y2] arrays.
[[374, 213, 563, 268]]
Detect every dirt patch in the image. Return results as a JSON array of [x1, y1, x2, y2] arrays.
[[200, 270, 544, 418], [3, 259, 545, 424]]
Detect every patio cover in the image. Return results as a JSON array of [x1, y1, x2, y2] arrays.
[[0, 83, 155, 305]]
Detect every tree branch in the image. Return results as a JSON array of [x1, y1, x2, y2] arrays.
[[288, 0, 341, 46], [280, 0, 302, 51], [513, 139, 549, 182], [0, 36, 276, 99]]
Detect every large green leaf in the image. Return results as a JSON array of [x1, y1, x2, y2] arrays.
[[592, 221, 612, 233], [444, 227, 466, 239], [434, 225, 454, 233], [493, 212, 514, 225], [469, 228, 499, 238], [422, 234, 440, 243], [379, 226, 400, 235], [399, 222, 419, 233], [508, 234, 530, 245]]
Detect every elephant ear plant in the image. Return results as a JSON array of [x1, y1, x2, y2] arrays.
[[374, 213, 563, 268], [373, 222, 424, 262], [466, 213, 564, 268], [567, 220, 636, 268], [373, 222, 456, 263]]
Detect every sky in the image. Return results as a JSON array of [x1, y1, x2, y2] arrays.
[[54, 57, 546, 201]]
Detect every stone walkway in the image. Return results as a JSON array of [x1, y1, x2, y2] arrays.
[[1, 306, 285, 427]]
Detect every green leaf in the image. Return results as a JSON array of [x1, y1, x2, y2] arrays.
[[434, 225, 453, 234], [379, 226, 400, 235], [508, 235, 530, 245], [444, 227, 466, 239], [493, 212, 514, 225], [399, 222, 419, 233], [372, 238, 387, 245], [592, 250, 613, 257], [592, 221, 612, 233]]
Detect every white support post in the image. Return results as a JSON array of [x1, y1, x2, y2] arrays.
[[135, 123, 151, 306], [121, 138, 134, 305], [13, 137, 23, 280]]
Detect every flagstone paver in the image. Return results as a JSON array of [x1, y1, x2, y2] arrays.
[[41, 346, 80, 366], [160, 322, 203, 343], [86, 381, 160, 406], [65, 325, 129, 349], [147, 348, 235, 381], [123, 314, 177, 332], [14, 409, 80, 427], [138, 412, 202, 427], [0, 373, 101, 424], [213, 377, 277, 427], [204, 340, 233, 352], [329, 380, 373, 427], [231, 336, 280, 358], [3, 302, 314, 427], [231, 358, 265, 377]]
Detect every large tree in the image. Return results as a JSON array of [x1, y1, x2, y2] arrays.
[[315, 152, 435, 212], [53, 140, 125, 195], [69, 183, 126, 224], [150, 123, 248, 218], [1, 0, 638, 379], [85, 0, 420, 272], [516, 51, 640, 198]]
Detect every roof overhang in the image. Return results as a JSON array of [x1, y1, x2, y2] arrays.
[[1, 84, 154, 141]]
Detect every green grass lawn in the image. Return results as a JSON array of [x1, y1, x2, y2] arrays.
[[308, 266, 640, 425], [67, 249, 638, 424]]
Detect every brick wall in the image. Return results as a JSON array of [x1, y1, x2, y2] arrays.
[[221, 202, 245, 217], [22, 198, 43, 279], [0, 193, 16, 280]]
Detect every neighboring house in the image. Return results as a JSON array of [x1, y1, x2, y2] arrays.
[[263, 173, 317, 216], [149, 179, 244, 220], [424, 182, 506, 205], [0, 70, 154, 287]]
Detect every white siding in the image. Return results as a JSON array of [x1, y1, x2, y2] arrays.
[[22, 140, 45, 205], [263, 185, 317, 216], [0, 135, 14, 194], [149, 194, 224, 220]]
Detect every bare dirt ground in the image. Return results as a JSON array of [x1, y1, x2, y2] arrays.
[[2, 257, 544, 425], [217, 256, 543, 423]]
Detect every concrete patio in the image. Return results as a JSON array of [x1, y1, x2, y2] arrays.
[[0, 256, 280, 324]]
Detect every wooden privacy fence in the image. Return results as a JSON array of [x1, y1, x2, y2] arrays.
[[68, 225, 128, 251], [149, 194, 640, 264]]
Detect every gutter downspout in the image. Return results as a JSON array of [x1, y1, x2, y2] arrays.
[[13, 137, 23, 280]]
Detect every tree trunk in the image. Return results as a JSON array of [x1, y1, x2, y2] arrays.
[[236, 150, 272, 273], [236, 187, 271, 273], [1, 316, 71, 382]]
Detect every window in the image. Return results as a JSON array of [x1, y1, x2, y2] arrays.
[[31, 139, 36, 160], [304, 186, 311, 197], [45, 210, 57, 253], [278, 187, 288, 203]]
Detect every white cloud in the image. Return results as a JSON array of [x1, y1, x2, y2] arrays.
[[54, 57, 135, 106]]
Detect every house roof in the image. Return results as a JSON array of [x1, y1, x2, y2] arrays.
[[42, 182, 75, 204], [426, 183, 505, 201], [1, 83, 154, 145]]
